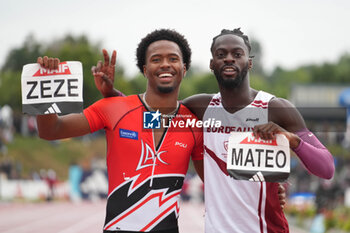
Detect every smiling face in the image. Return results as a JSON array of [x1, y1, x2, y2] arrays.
[[210, 34, 252, 89], [143, 40, 186, 94]]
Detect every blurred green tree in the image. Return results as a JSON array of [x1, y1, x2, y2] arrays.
[[1, 34, 42, 72], [2, 33, 349, 112], [0, 34, 132, 110]]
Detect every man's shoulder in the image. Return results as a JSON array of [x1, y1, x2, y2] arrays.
[[183, 94, 214, 107], [268, 96, 306, 131], [97, 95, 140, 105], [89, 95, 142, 115], [85, 95, 142, 129], [182, 94, 215, 120], [268, 97, 297, 120], [268, 96, 295, 109], [178, 104, 198, 118]]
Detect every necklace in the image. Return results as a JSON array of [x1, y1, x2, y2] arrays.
[[142, 93, 179, 115]]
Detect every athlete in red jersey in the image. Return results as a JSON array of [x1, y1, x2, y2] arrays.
[[84, 95, 202, 231], [35, 29, 203, 233]]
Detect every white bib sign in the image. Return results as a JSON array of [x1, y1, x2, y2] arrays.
[[21, 62, 83, 115], [227, 132, 290, 182]]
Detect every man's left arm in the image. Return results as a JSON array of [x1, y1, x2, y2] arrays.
[[254, 98, 334, 179]]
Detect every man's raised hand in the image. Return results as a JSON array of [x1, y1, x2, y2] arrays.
[[91, 49, 117, 98], [253, 122, 300, 149], [37, 56, 60, 69]]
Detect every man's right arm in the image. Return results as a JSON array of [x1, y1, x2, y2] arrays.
[[256, 98, 335, 179], [36, 56, 91, 140], [36, 113, 90, 140]]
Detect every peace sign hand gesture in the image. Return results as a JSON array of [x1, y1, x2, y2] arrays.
[[91, 49, 117, 97]]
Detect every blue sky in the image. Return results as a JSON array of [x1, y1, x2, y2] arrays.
[[1, 0, 349, 76]]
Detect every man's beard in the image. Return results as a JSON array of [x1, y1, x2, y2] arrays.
[[157, 85, 175, 93], [214, 63, 249, 89]]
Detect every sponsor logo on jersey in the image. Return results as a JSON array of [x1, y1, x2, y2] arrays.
[[246, 117, 259, 122], [175, 141, 187, 148], [119, 128, 138, 140], [209, 97, 221, 106], [136, 140, 168, 170], [223, 140, 228, 151]]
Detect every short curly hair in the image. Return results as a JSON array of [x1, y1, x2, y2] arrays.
[[136, 29, 191, 73], [211, 28, 251, 54]]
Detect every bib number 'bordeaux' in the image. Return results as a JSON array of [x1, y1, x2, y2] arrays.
[[227, 132, 290, 182]]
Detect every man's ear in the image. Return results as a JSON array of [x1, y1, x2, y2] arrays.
[[209, 59, 213, 71], [183, 64, 187, 77], [143, 65, 147, 78], [248, 58, 253, 69]]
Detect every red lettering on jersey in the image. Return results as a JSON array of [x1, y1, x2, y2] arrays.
[[209, 97, 221, 106], [207, 126, 253, 134]]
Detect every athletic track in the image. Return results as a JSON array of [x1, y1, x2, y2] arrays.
[[0, 201, 306, 232]]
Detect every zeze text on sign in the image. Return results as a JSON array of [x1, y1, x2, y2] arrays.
[[21, 62, 83, 105], [26, 78, 79, 99]]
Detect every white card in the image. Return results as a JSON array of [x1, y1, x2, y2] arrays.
[[21, 61, 83, 115], [227, 132, 290, 182]]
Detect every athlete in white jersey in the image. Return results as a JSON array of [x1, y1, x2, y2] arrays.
[[203, 91, 289, 233], [183, 28, 334, 233]]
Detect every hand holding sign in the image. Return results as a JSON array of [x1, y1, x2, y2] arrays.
[[21, 59, 83, 115], [253, 121, 301, 148], [37, 56, 60, 70], [227, 132, 290, 182]]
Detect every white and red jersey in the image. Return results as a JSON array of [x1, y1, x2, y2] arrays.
[[203, 91, 289, 233], [84, 95, 203, 232]]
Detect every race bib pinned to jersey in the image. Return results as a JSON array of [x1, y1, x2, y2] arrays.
[[21, 62, 83, 115], [227, 132, 290, 182]]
